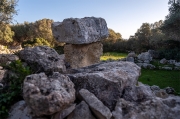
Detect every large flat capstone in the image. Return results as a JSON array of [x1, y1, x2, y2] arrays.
[[52, 17, 109, 44]]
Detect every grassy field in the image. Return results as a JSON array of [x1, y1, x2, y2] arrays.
[[101, 52, 180, 94], [139, 69, 180, 94], [100, 52, 128, 61]]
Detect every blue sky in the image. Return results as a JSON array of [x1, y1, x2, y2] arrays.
[[14, 0, 169, 39]]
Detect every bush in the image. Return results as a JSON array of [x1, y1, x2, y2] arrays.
[[0, 60, 32, 119], [22, 38, 51, 47]]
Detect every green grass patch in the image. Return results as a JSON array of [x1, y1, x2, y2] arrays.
[[100, 52, 127, 61], [139, 69, 180, 94]]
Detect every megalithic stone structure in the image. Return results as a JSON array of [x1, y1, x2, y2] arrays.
[[52, 17, 109, 68]]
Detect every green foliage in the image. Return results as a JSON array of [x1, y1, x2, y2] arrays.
[[158, 40, 180, 61], [0, 23, 14, 45], [0, 0, 18, 24], [139, 69, 180, 94], [161, 0, 180, 41], [22, 37, 51, 47], [0, 60, 32, 119]]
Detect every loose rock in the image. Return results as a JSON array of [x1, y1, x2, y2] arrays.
[[23, 72, 75, 116], [67, 101, 96, 119], [19, 46, 66, 74], [79, 89, 112, 119]]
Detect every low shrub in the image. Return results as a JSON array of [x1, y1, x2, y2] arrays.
[[0, 60, 32, 119]]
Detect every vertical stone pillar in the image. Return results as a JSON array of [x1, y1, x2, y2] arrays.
[[64, 42, 103, 68]]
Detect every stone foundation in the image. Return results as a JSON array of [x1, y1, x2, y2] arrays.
[[64, 42, 103, 69]]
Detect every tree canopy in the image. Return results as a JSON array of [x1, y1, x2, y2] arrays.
[[0, 0, 18, 24]]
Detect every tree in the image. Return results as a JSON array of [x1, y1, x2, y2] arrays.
[[161, 0, 180, 41], [0, 0, 18, 24], [0, 23, 14, 45]]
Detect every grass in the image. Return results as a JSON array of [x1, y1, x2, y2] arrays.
[[100, 52, 128, 61], [139, 69, 180, 94], [100, 52, 180, 94]]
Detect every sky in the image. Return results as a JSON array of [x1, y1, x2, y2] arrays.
[[14, 0, 169, 39]]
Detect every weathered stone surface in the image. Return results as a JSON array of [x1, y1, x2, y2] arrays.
[[136, 63, 155, 69], [67, 101, 96, 119], [79, 89, 112, 119], [122, 85, 153, 102], [175, 62, 180, 67], [126, 57, 134, 62], [52, 104, 76, 119], [160, 58, 167, 64], [23, 72, 75, 116], [165, 87, 176, 94], [137, 52, 152, 63], [150, 85, 160, 92], [64, 42, 103, 69], [67, 61, 141, 110], [127, 52, 136, 58], [168, 59, 176, 65], [112, 96, 180, 119], [19, 46, 66, 74], [0, 54, 19, 65], [8, 101, 32, 119], [161, 66, 173, 70], [52, 17, 109, 44], [0, 69, 7, 82]]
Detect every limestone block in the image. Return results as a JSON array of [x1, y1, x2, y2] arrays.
[[23, 72, 75, 116], [52, 17, 109, 44], [64, 42, 103, 69], [68, 61, 141, 110]]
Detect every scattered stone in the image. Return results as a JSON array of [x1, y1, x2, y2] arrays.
[[122, 85, 153, 102], [64, 42, 103, 69], [52, 17, 109, 44], [23, 72, 75, 116], [168, 59, 176, 65], [79, 89, 112, 119], [160, 58, 167, 64], [52, 104, 76, 119], [19, 46, 66, 74], [150, 85, 160, 92], [112, 99, 123, 119], [164, 87, 175, 94], [7, 101, 32, 119], [175, 62, 180, 67], [0, 66, 3, 70], [137, 52, 152, 63], [0, 69, 7, 82], [126, 57, 134, 62], [68, 61, 141, 110], [0, 83, 3, 89], [161, 66, 173, 70], [67, 101, 96, 119], [154, 89, 169, 98], [0, 54, 19, 65], [136, 63, 155, 69], [174, 66, 180, 70], [127, 52, 136, 58], [112, 97, 180, 119]]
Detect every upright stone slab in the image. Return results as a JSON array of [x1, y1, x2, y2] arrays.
[[64, 42, 103, 68], [52, 17, 108, 44]]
